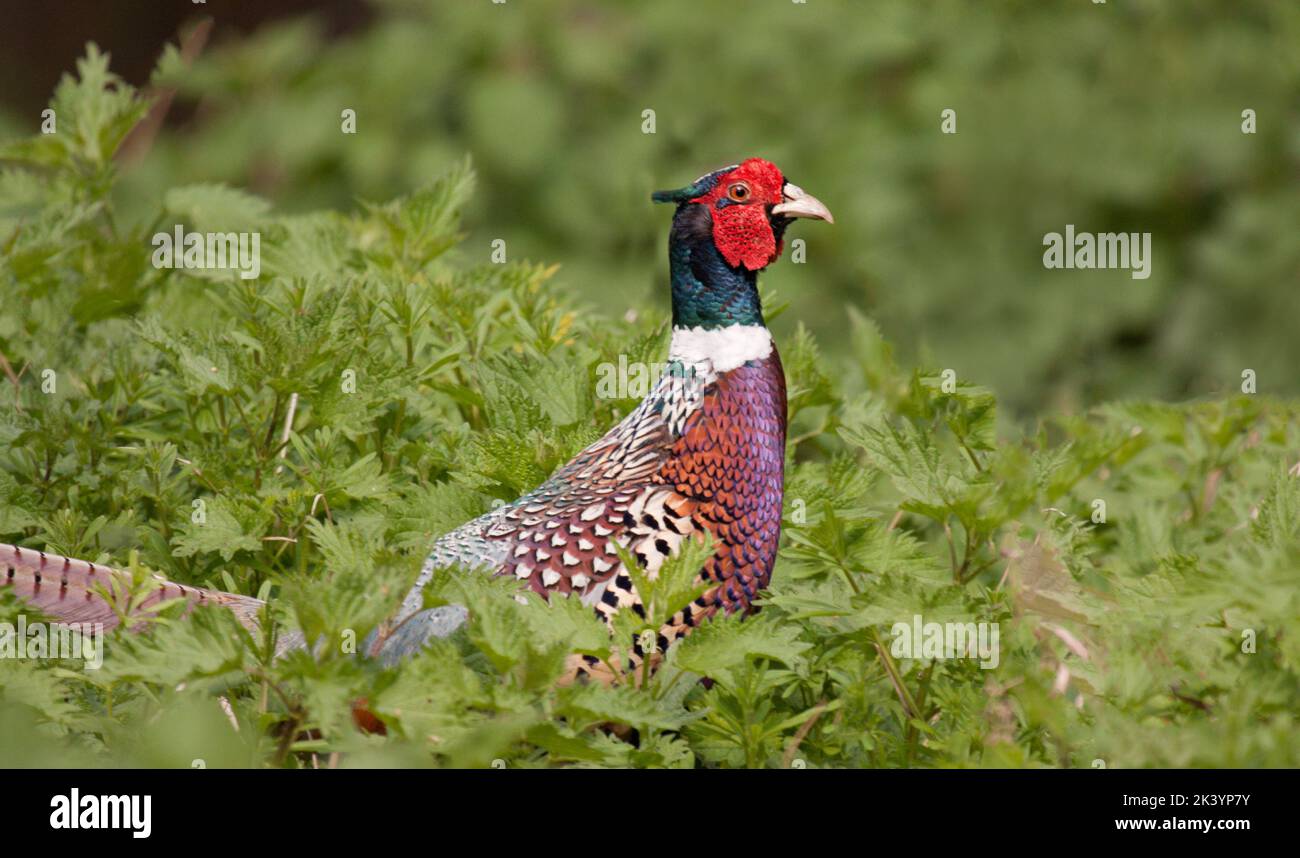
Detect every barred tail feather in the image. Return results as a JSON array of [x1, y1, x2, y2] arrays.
[[0, 541, 266, 633]]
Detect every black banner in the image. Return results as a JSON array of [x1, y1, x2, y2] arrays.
[[9, 767, 1289, 844]]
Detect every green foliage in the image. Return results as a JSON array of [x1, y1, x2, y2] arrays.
[[0, 44, 1297, 769], [96, 0, 1300, 413]]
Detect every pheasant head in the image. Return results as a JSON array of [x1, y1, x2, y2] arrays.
[[653, 158, 832, 330]]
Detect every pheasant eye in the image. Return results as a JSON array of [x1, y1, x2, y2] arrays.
[[727, 182, 751, 202]]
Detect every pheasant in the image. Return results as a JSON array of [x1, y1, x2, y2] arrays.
[[0, 157, 832, 683]]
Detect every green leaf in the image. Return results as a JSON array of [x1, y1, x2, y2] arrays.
[[171, 497, 267, 561], [164, 184, 272, 232]]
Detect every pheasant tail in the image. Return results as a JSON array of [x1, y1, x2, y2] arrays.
[[0, 541, 266, 633]]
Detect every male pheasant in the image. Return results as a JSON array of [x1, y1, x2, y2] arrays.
[[0, 158, 833, 683]]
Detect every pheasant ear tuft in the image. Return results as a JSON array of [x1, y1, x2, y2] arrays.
[[651, 188, 688, 204], [652, 164, 740, 204]]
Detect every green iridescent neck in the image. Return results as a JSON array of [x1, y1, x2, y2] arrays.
[[668, 203, 765, 330]]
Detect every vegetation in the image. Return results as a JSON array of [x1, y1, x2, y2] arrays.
[[0, 8, 1296, 768], [87, 0, 1300, 413]]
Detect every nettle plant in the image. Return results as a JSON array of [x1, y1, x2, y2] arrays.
[[0, 49, 1297, 768]]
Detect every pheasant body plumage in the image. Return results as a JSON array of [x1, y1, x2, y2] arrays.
[[1, 157, 833, 683], [379, 336, 787, 677]]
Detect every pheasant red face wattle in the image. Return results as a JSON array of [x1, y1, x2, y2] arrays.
[[683, 158, 833, 271]]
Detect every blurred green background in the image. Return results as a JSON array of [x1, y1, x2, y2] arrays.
[[2, 0, 1296, 415]]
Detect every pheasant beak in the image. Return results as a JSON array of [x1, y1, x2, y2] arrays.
[[772, 182, 834, 224]]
